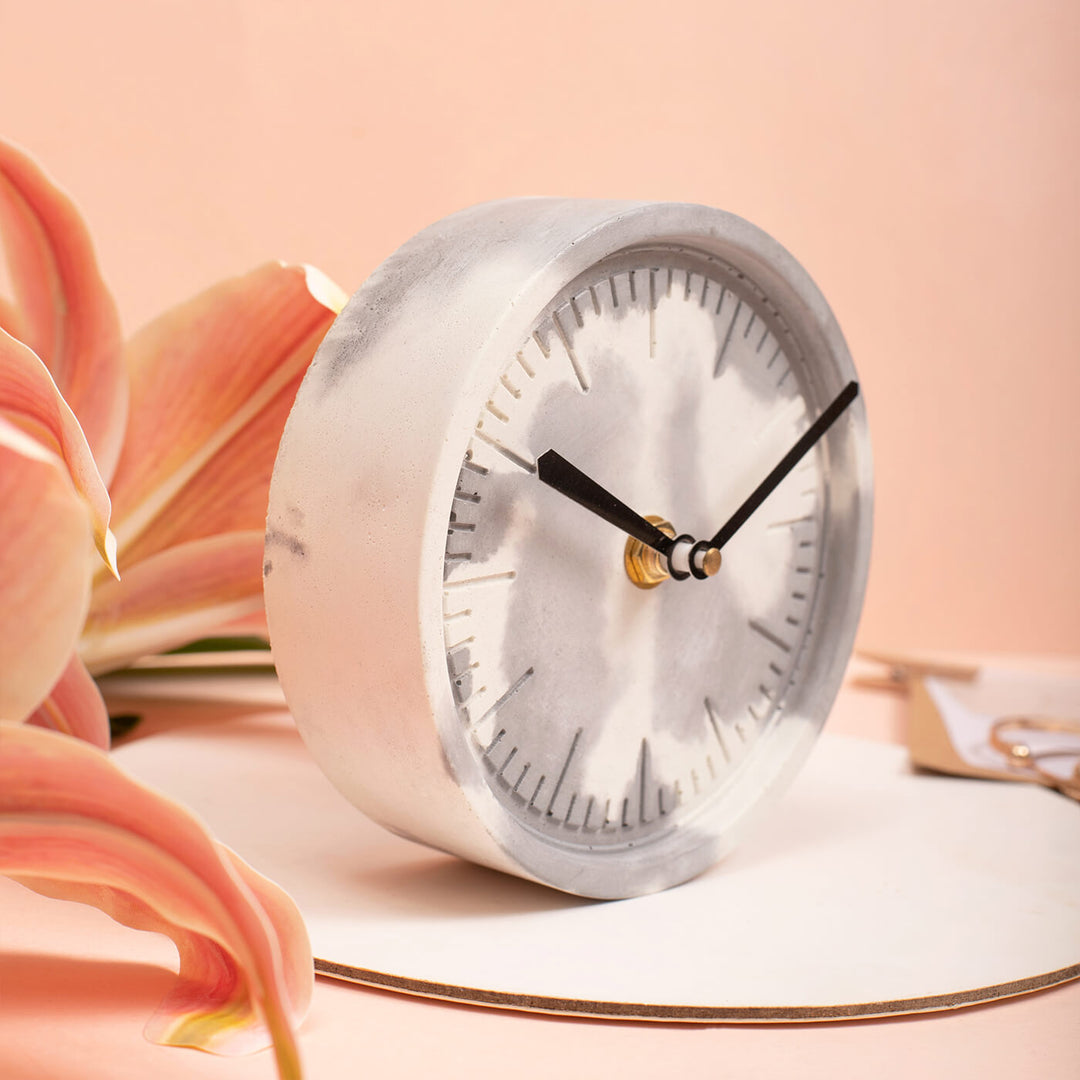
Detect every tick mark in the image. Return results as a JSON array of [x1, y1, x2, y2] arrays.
[[551, 309, 589, 391], [512, 762, 531, 795], [531, 331, 550, 359], [704, 697, 730, 761], [569, 296, 585, 328], [496, 746, 518, 781], [749, 619, 792, 653], [443, 570, 517, 589], [499, 373, 521, 399], [648, 271, 657, 359], [637, 738, 651, 825], [462, 455, 489, 476], [546, 728, 583, 816], [714, 299, 742, 376], [515, 350, 536, 378], [474, 427, 536, 472], [472, 667, 534, 729], [768, 514, 815, 530]]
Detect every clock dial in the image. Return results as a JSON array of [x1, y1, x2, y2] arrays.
[[442, 248, 829, 852]]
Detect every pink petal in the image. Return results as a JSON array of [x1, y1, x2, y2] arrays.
[[0, 416, 94, 722], [81, 532, 265, 675], [26, 651, 110, 749], [0, 139, 127, 482], [108, 262, 344, 562], [0, 328, 117, 573], [0, 723, 312, 1075]]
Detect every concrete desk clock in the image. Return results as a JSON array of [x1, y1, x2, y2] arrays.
[[264, 200, 873, 900]]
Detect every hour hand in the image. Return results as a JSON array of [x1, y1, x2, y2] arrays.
[[536, 449, 674, 556]]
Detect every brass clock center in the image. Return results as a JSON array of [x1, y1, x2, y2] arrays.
[[624, 516, 722, 589]]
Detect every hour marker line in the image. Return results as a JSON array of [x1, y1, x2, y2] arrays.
[[569, 296, 585, 328], [637, 738, 650, 825], [443, 570, 517, 590], [704, 697, 730, 761], [499, 374, 521, 399], [472, 667, 534, 728], [714, 300, 742, 375], [749, 619, 792, 654], [551, 310, 590, 391], [546, 728, 583, 816], [473, 427, 536, 473]]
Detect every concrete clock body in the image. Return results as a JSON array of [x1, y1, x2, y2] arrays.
[[264, 200, 873, 899]]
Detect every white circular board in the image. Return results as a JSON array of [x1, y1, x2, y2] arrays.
[[113, 712, 1079, 1020]]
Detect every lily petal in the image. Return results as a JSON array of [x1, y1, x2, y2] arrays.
[[81, 532, 265, 675], [108, 262, 344, 563], [25, 651, 109, 749], [0, 416, 93, 722], [0, 328, 117, 573], [0, 723, 311, 1076], [0, 139, 127, 482]]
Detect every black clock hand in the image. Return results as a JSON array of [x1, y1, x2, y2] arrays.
[[707, 380, 859, 551], [537, 449, 677, 556]]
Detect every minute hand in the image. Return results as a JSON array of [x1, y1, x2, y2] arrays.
[[709, 381, 859, 550]]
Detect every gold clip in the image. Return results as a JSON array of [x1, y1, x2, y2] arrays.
[[988, 716, 1080, 802]]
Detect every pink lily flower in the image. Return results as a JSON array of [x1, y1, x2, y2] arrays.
[[0, 139, 347, 1075]]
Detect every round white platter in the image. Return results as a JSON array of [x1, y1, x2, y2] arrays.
[[113, 710, 1079, 1021]]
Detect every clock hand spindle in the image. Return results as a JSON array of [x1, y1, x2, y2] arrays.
[[698, 381, 859, 565]]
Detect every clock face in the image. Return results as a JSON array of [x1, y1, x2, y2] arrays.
[[441, 246, 830, 853]]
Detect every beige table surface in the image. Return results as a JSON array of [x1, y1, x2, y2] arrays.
[[2, 662, 1078, 1080]]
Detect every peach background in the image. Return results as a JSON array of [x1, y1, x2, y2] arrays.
[[1, 0, 1077, 654]]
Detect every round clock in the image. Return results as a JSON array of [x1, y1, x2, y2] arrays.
[[264, 200, 873, 899]]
